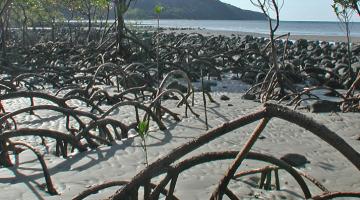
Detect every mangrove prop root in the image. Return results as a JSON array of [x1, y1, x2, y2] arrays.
[[149, 151, 311, 200], [234, 166, 329, 193], [106, 103, 359, 199], [210, 118, 271, 199], [0, 128, 87, 153], [73, 181, 174, 200], [312, 192, 360, 200], [11, 141, 58, 195]]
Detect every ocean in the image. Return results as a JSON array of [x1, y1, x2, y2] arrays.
[[126, 19, 360, 37]]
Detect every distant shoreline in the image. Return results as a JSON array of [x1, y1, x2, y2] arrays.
[[128, 19, 360, 23], [161, 28, 360, 43], [129, 19, 360, 43]]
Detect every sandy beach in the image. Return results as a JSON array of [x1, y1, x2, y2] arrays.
[[0, 78, 359, 199]]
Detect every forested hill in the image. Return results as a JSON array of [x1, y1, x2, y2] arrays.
[[125, 0, 266, 20]]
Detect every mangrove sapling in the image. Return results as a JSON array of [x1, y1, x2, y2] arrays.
[[137, 120, 150, 166], [113, 0, 134, 57], [250, 0, 290, 102], [154, 4, 164, 82], [332, 0, 356, 87]]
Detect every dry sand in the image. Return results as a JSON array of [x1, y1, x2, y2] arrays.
[[163, 28, 360, 43], [0, 79, 359, 199]]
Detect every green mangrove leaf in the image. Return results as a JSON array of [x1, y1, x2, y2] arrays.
[[137, 120, 149, 139], [154, 5, 164, 14]]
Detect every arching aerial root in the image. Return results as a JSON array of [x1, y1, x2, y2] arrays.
[[102, 103, 359, 200]]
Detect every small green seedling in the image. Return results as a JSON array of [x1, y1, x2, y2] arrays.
[[137, 120, 149, 166], [154, 5, 165, 84], [154, 5, 165, 31], [154, 5, 165, 15]]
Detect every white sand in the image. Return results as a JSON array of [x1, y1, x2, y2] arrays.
[[0, 80, 359, 199]]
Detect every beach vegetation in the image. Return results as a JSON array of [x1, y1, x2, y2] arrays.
[[154, 4, 164, 81], [154, 5, 165, 15], [249, 0, 290, 102], [113, 0, 134, 55], [333, 0, 356, 86], [350, 0, 360, 15], [137, 120, 150, 166]]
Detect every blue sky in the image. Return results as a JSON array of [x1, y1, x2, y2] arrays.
[[220, 0, 360, 22]]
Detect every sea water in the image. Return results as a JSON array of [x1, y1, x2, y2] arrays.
[[127, 19, 360, 37]]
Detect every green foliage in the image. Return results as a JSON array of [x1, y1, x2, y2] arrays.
[[115, 0, 134, 16], [137, 120, 149, 166], [93, 0, 112, 8], [137, 120, 149, 139], [154, 5, 164, 14], [332, 0, 355, 81], [351, 0, 360, 15], [332, 0, 355, 20], [5, 0, 112, 24]]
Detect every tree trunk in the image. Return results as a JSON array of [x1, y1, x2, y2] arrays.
[[51, 18, 55, 41], [345, 21, 354, 82], [0, 17, 5, 61], [115, 0, 125, 49], [0, 140, 13, 167], [68, 12, 74, 43], [100, 4, 110, 44], [114, 0, 130, 55], [0, 0, 13, 19], [21, 6, 27, 47], [87, 13, 92, 43]]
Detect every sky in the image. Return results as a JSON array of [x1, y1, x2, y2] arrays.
[[220, 0, 360, 22]]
